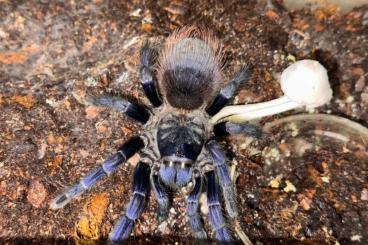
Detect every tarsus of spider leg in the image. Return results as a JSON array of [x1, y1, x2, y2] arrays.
[[206, 170, 233, 243], [207, 140, 238, 218], [187, 176, 207, 241], [213, 121, 262, 139], [86, 95, 150, 124], [139, 41, 163, 107], [151, 173, 170, 222], [50, 136, 144, 209]]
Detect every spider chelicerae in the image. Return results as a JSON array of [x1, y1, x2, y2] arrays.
[[50, 26, 261, 244]]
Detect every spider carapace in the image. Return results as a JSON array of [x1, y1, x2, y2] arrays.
[[51, 26, 261, 244]]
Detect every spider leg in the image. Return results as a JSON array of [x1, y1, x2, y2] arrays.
[[86, 95, 150, 124], [109, 161, 150, 243], [206, 170, 232, 243], [187, 176, 207, 241], [151, 172, 170, 223], [50, 136, 145, 209], [140, 41, 162, 107], [213, 121, 262, 139], [206, 66, 250, 116], [206, 140, 238, 219]]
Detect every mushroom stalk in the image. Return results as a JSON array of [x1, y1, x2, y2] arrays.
[[210, 96, 296, 122], [217, 98, 300, 122], [210, 60, 333, 124]]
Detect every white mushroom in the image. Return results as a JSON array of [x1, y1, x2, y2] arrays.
[[210, 60, 333, 123]]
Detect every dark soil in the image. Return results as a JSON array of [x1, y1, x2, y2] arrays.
[[0, 1, 367, 245]]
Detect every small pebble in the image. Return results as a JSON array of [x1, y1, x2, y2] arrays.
[[128, 153, 140, 167], [269, 174, 283, 188], [354, 76, 365, 92], [199, 194, 208, 215], [164, 3, 187, 15], [283, 180, 296, 193], [0, 181, 7, 196], [169, 207, 176, 215], [27, 180, 48, 208], [321, 176, 330, 183], [361, 92, 368, 105], [363, 11, 368, 25], [361, 188, 368, 201], [129, 8, 142, 17], [85, 106, 100, 119], [299, 197, 312, 210], [350, 234, 362, 242]]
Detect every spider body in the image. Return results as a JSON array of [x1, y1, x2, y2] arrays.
[[146, 105, 216, 187], [51, 27, 261, 244]]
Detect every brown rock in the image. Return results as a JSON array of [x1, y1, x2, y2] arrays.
[[354, 76, 365, 92], [47, 133, 56, 145], [27, 180, 48, 208], [361, 188, 368, 201], [85, 106, 100, 119], [164, 3, 187, 15], [266, 10, 280, 21], [141, 23, 153, 32], [11, 94, 35, 108], [233, 19, 246, 33], [299, 196, 312, 210], [47, 155, 63, 170], [361, 92, 368, 105], [128, 153, 140, 167], [0, 181, 7, 196]]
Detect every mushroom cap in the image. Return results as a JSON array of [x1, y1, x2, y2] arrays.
[[280, 59, 333, 108]]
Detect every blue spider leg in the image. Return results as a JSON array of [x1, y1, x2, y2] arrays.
[[213, 121, 262, 139], [50, 136, 145, 209], [187, 176, 207, 241], [86, 95, 150, 124], [151, 172, 170, 222], [206, 140, 238, 219], [140, 41, 162, 107], [109, 161, 150, 243], [206, 66, 250, 116], [206, 170, 232, 242]]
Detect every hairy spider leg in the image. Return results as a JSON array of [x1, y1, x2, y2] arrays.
[[206, 66, 250, 116], [109, 161, 150, 243], [207, 140, 238, 219], [87, 95, 150, 124], [213, 121, 262, 139], [50, 136, 145, 209], [140, 41, 162, 107], [151, 173, 170, 222], [187, 176, 207, 241], [206, 170, 233, 242]]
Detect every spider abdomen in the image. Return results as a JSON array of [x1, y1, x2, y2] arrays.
[[163, 66, 213, 109], [158, 27, 223, 110]]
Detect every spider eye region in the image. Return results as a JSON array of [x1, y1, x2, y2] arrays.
[[157, 123, 204, 161], [157, 120, 204, 187]]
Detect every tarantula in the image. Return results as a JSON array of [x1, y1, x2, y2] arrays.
[[51, 26, 261, 244]]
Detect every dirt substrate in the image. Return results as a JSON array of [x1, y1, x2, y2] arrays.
[[0, 1, 367, 245]]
